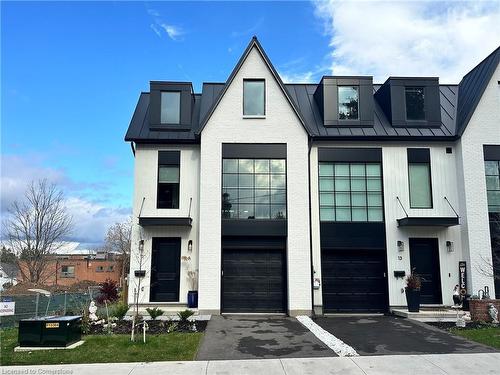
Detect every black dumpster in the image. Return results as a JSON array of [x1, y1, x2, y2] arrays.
[[18, 316, 82, 347]]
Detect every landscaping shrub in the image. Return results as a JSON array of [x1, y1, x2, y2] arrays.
[[96, 279, 119, 304], [177, 309, 194, 322], [111, 303, 129, 320], [146, 307, 164, 320]]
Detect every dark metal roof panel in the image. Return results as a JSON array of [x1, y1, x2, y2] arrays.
[[456, 46, 500, 135], [285, 83, 458, 140]]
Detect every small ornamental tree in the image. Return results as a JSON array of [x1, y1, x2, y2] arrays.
[[97, 279, 119, 304]]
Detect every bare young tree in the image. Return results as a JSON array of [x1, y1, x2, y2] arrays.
[[4, 179, 72, 284], [476, 219, 500, 284], [103, 217, 132, 291]]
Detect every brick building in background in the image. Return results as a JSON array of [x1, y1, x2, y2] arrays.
[[17, 243, 124, 287]]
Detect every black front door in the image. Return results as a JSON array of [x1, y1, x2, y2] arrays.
[[409, 238, 442, 304], [150, 237, 181, 302], [222, 248, 286, 313]]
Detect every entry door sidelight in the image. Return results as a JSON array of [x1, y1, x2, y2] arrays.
[[409, 238, 442, 304], [150, 237, 181, 302]]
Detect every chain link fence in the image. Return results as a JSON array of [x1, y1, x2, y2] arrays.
[[0, 288, 101, 328]]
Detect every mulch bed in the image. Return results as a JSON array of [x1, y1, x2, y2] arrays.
[[86, 319, 207, 335], [427, 321, 496, 331]]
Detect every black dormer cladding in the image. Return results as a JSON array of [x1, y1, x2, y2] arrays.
[[313, 76, 374, 127], [374, 77, 441, 128], [149, 82, 194, 129]]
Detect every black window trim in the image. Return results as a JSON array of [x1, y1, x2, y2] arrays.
[[404, 86, 426, 122], [221, 157, 287, 220], [337, 85, 360, 121], [318, 161, 385, 223], [160, 90, 181, 125], [157, 150, 181, 209], [407, 148, 433, 209], [243, 78, 266, 117]]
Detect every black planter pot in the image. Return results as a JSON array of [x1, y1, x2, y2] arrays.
[[187, 291, 198, 308], [405, 288, 421, 312]]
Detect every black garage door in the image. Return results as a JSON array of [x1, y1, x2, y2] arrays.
[[322, 249, 388, 313], [222, 249, 286, 313]]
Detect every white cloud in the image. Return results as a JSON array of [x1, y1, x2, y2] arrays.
[[150, 23, 162, 38], [160, 23, 184, 41], [280, 70, 316, 83], [146, 7, 184, 41], [1, 154, 131, 245], [314, 1, 500, 83]]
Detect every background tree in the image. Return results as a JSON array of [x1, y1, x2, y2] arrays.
[[4, 179, 72, 284], [0, 246, 17, 264], [103, 217, 132, 299]]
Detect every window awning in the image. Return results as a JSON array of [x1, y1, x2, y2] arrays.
[[139, 217, 192, 227], [397, 217, 459, 227]]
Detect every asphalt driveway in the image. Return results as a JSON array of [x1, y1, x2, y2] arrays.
[[314, 315, 497, 356], [196, 315, 333, 360]]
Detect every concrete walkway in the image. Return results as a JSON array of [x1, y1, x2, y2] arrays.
[[3, 353, 500, 375]]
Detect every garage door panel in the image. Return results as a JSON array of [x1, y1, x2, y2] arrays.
[[222, 248, 286, 313], [322, 249, 388, 313]]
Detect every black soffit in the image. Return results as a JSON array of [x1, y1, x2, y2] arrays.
[[139, 217, 192, 227], [397, 217, 459, 227]]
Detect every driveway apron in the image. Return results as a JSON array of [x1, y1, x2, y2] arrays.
[[196, 315, 334, 360], [314, 315, 498, 356]]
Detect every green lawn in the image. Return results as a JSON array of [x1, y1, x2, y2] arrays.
[[0, 328, 203, 366], [450, 326, 500, 349]]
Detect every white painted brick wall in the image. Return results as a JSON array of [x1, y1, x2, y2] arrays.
[[310, 142, 462, 308], [457, 62, 500, 296], [198, 46, 312, 315], [128, 144, 200, 305]]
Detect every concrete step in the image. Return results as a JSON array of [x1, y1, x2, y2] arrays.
[[392, 308, 465, 322]]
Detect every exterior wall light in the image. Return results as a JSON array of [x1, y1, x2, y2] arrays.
[[397, 240, 405, 252], [446, 241, 454, 252], [188, 240, 193, 252], [138, 239, 144, 253]]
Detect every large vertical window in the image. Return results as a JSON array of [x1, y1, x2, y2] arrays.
[[243, 80, 265, 116], [161, 91, 181, 124], [222, 158, 286, 219], [405, 87, 425, 121], [157, 151, 180, 209], [408, 149, 432, 208], [338, 86, 359, 120], [319, 162, 383, 222], [486, 160, 500, 213]]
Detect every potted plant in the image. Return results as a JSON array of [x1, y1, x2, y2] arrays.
[[405, 269, 422, 312], [182, 255, 199, 308]]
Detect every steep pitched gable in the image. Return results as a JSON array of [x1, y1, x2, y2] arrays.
[[196, 36, 310, 136], [457, 46, 500, 136]]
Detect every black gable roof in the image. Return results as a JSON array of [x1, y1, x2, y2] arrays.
[[456, 46, 500, 136]]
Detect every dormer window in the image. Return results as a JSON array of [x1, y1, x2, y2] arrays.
[[405, 87, 425, 121], [338, 86, 359, 120], [161, 91, 181, 124], [243, 79, 265, 116]]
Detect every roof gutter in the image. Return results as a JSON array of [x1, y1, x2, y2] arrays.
[[130, 142, 136, 156]]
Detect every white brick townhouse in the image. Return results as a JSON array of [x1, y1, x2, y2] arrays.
[[125, 37, 500, 316]]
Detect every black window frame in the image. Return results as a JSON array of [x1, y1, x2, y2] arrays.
[[318, 161, 384, 223], [160, 91, 181, 125], [405, 86, 426, 122], [221, 157, 286, 220], [407, 148, 433, 209], [485, 159, 500, 214], [157, 151, 181, 209], [337, 85, 360, 121], [243, 79, 266, 117]]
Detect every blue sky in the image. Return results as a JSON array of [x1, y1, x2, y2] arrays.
[[2, 1, 499, 246]]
